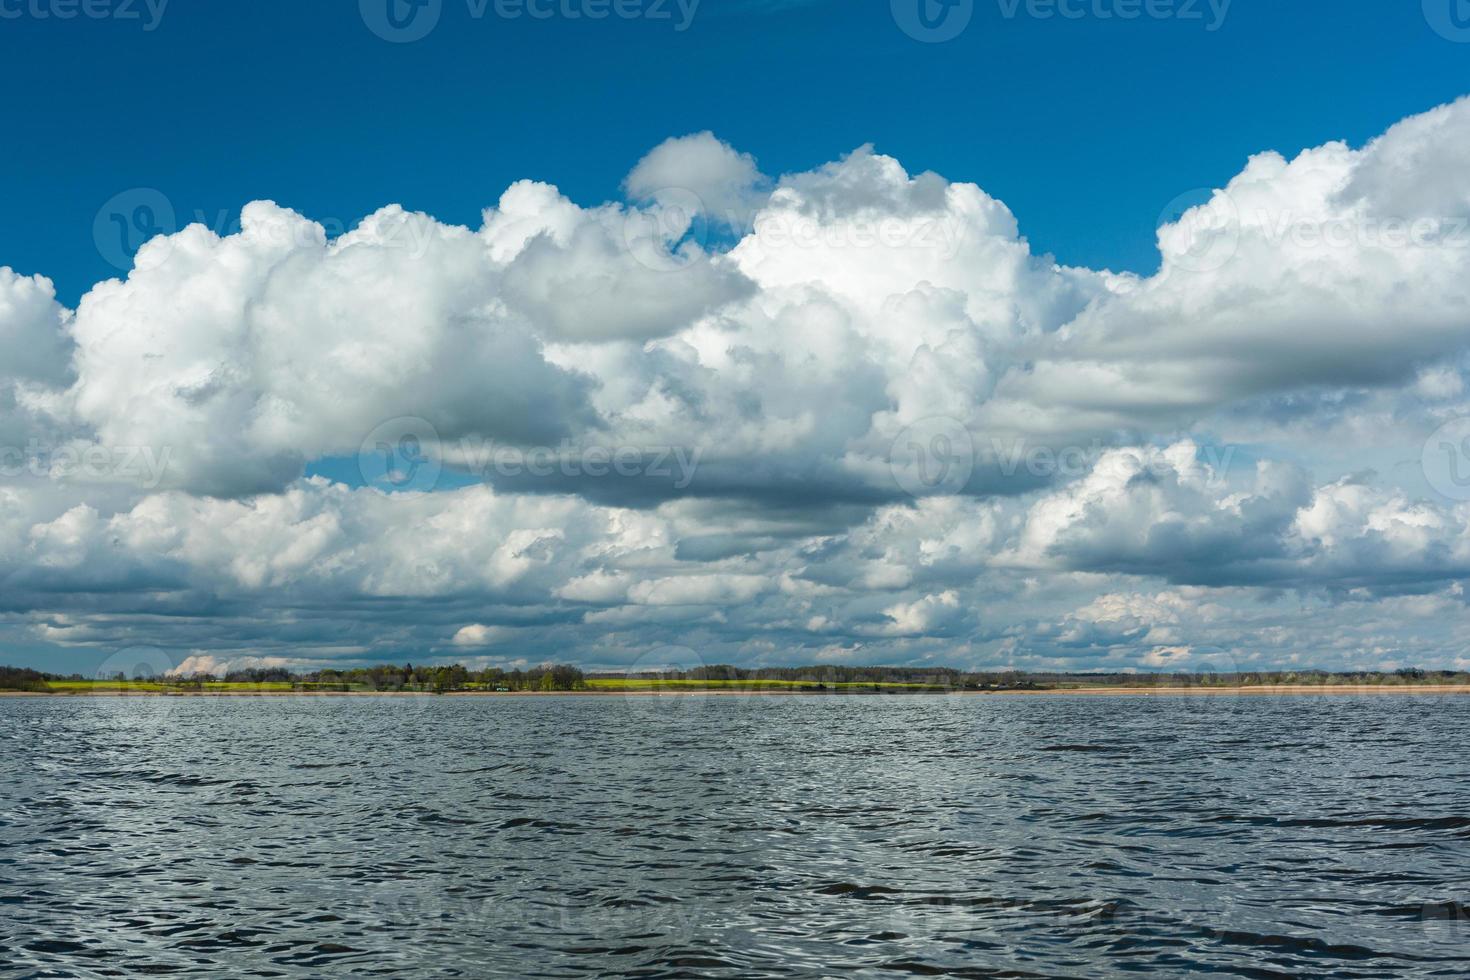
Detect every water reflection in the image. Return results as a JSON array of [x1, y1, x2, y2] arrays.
[[2, 694, 1468, 977]]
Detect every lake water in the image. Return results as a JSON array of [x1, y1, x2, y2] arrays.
[[2, 693, 1468, 977]]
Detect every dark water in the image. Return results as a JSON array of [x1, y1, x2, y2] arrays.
[[2, 693, 1469, 978]]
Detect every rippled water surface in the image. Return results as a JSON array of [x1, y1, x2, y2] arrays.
[[3, 693, 1469, 977]]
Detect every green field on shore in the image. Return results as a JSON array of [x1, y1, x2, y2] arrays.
[[584, 678, 947, 692]]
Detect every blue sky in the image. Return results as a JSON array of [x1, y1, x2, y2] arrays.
[[4, 0, 1468, 304], [6, 1, 1470, 676]]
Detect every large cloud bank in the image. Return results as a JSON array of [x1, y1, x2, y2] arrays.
[[6, 102, 1470, 674]]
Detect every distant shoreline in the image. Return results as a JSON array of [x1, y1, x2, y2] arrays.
[[5, 684, 1470, 698]]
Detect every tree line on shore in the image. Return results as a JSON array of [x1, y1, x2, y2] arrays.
[[3, 662, 1467, 693], [301, 663, 588, 692], [7, 663, 588, 692], [0, 666, 49, 692], [592, 664, 1470, 690]]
